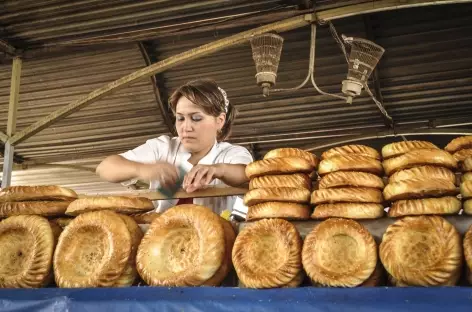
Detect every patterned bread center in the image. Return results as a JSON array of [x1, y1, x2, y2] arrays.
[[160, 227, 198, 274], [318, 234, 359, 273], [70, 227, 107, 277], [0, 229, 34, 276], [397, 231, 437, 268], [247, 234, 287, 274]]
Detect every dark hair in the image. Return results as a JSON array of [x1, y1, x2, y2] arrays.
[[169, 78, 236, 141]]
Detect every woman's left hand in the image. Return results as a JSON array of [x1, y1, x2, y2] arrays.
[[183, 164, 225, 193]]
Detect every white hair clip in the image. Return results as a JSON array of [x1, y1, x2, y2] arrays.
[[218, 86, 230, 113]]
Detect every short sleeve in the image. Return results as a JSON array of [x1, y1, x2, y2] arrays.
[[222, 145, 253, 165], [120, 135, 171, 164]]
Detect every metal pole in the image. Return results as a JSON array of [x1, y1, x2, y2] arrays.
[[2, 57, 22, 188]]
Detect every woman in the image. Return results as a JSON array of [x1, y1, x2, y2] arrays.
[[96, 79, 253, 217]]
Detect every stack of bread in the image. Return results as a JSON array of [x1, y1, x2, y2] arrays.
[[232, 218, 303, 288], [244, 148, 318, 221], [445, 135, 472, 215], [311, 145, 385, 219], [382, 141, 459, 217], [53, 195, 155, 288], [137, 204, 235, 287]]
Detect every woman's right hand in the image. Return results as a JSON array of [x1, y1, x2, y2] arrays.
[[135, 162, 180, 188]]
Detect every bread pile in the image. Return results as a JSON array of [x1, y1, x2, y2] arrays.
[[137, 204, 235, 287], [311, 145, 385, 219], [244, 148, 318, 221], [0, 185, 78, 218], [380, 216, 462, 286], [382, 141, 460, 217], [446, 136, 472, 215], [232, 218, 303, 288], [302, 218, 378, 287]]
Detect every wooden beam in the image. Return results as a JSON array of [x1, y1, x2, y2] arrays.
[[138, 42, 176, 136], [0, 131, 7, 143], [7, 57, 22, 136], [78, 186, 248, 200], [9, 15, 309, 146], [1, 143, 14, 187], [9, 0, 470, 146]]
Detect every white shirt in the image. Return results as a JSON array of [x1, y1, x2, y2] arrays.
[[120, 135, 253, 216]]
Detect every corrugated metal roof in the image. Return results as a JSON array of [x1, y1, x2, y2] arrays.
[[1, 2, 472, 194]]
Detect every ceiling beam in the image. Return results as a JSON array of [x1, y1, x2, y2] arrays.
[[0, 131, 7, 143], [0, 39, 16, 56], [138, 42, 176, 136]]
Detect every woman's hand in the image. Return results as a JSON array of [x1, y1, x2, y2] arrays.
[[183, 164, 225, 193], [135, 162, 180, 189]]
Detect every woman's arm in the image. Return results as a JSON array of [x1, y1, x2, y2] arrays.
[[96, 155, 179, 186]]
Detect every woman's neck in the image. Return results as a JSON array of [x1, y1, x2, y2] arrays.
[[188, 143, 214, 165]]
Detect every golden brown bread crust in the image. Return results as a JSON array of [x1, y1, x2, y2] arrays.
[[249, 174, 311, 190], [232, 218, 302, 288], [318, 171, 384, 189], [282, 271, 305, 288], [464, 224, 472, 284], [379, 216, 462, 286], [302, 218, 377, 287], [244, 187, 311, 206], [388, 165, 456, 185], [463, 200, 472, 215], [0, 215, 55, 288], [114, 215, 143, 287], [311, 203, 384, 220], [66, 196, 154, 216], [445, 135, 472, 153], [360, 262, 385, 287], [0, 185, 78, 203], [461, 157, 472, 172], [453, 148, 472, 162], [247, 202, 311, 221], [321, 145, 380, 160], [311, 188, 383, 205], [388, 197, 461, 217], [130, 212, 161, 224], [0, 201, 71, 217], [137, 204, 225, 286], [382, 149, 457, 176], [382, 141, 439, 159], [318, 155, 383, 176], [383, 178, 457, 201], [264, 148, 319, 168], [245, 158, 314, 179], [462, 172, 472, 182], [54, 210, 131, 288], [461, 180, 472, 199]]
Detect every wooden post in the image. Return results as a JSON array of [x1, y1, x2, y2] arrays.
[[2, 57, 21, 188], [0, 131, 7, 143]]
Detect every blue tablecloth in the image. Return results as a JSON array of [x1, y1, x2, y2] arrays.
[[0, 286, 471, 312]]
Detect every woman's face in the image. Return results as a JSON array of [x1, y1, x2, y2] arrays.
[[175, 96, 225, 153]]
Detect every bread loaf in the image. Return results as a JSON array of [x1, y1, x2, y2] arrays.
[[0, 201, 70, 217], [247, 202, 311, 221], [388, 165, 456, 185], [244, 187, 311, 206], [311, 203, 384, 219], [319, 171, 384, 189], [245, 158, 313, 179], [445, 135, 472, 154], [249, 174, 311, 190], [461, 180, 472, 199], [0, 185, 78, 202], [382, 149, 457, 176], [388, 197, 461, 217], [321, 145, 380, 160], [318, 155, 383, 176], [383, 178, 457, 201], [381, 141, 438, 159], [453, 148, 472, 162], [311, 188, 383, 205], [264, 148, 319, 168], [66, 196, 154, 216]]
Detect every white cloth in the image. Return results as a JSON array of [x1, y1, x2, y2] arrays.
[[120, 135, 253, 216]]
